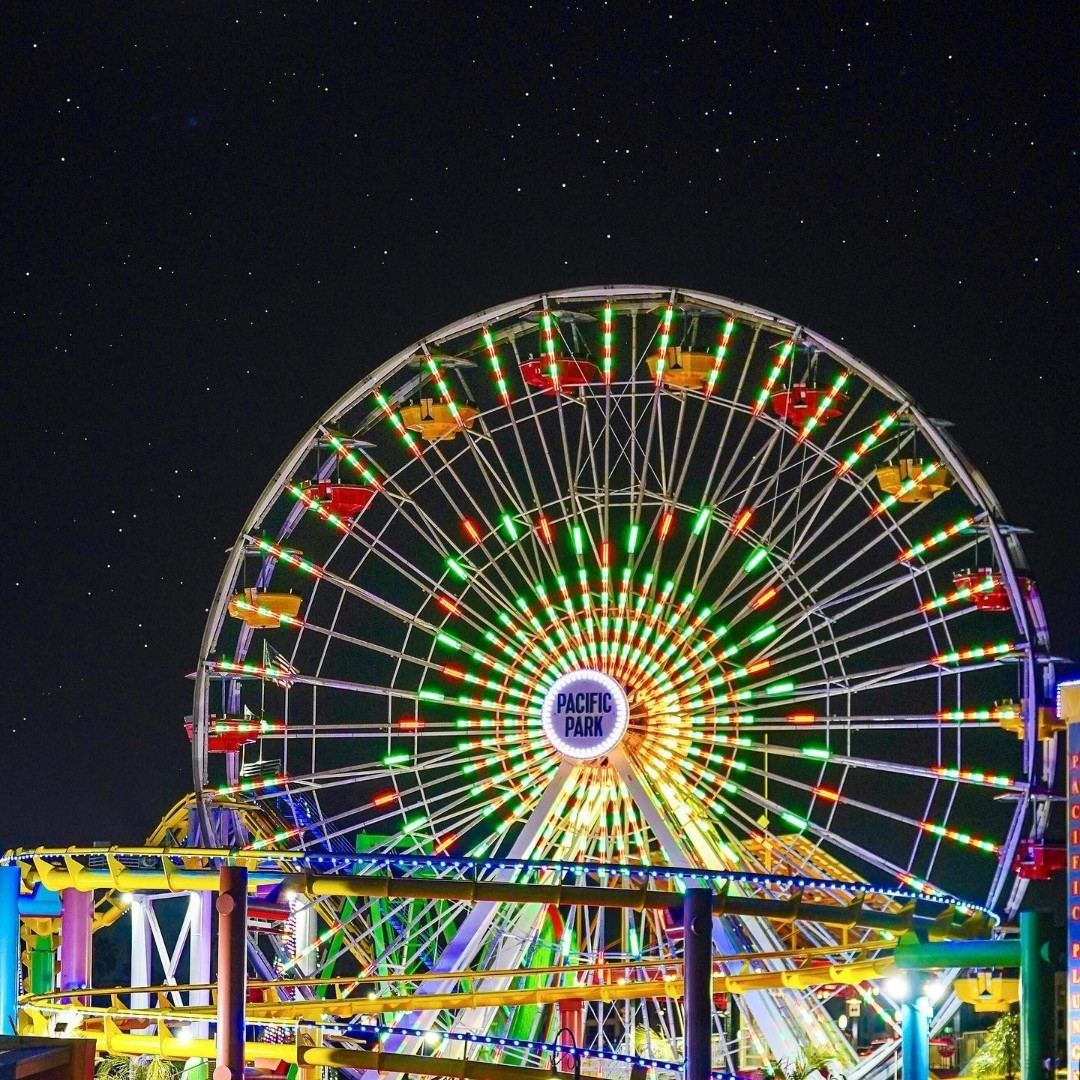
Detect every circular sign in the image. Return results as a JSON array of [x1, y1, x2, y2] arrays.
[[541, 669, 629, 760]]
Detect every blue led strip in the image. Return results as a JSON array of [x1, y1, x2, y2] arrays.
[[327, 1018, 742, 1078], [293, 851, 992, 917], [2, 847, 996, 921]]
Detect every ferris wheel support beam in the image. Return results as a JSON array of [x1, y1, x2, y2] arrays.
[[360, 760, 576, 1080], [609, 746, 803, 1064]]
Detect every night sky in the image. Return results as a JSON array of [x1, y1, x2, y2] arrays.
[[3, 4, 1077, 852]]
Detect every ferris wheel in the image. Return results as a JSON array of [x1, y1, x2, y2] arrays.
[[191, 286, 1055, 1076]]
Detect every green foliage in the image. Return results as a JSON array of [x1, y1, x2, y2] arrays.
[[631, 1026, 677, 1062], [777, 1047, 844, 1080], [95, 1056, 180, 1080], [966, 1012, 1020, 1080]]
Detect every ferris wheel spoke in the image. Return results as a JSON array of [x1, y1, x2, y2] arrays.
[[272, 750, 555, 854], [696, 322, 764, 502], [753, 430, 916, 576], [627, 314, 671, 522], [364, 761, 578, 1071], [613, 747, 839, 1060], [686, 427, 787, 604], [729, 713, 1013, 733], [403, 440, 548, 604], [780, 653, 1017, 705], [749, 600, 970, 688], [436, 420, 549, 587], [661, 316, 738, 505], [472, 412, 564, 584], [361, 423, 549, 622], [708, 734, 1021, 800], [698, 765, 945, 893], [716, 473, 964, 638], [432, 428, 556, 589]]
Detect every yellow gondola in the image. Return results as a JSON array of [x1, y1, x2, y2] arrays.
[[954, 975, 1019, 1012], [874, 459, 954, 503], [399, 397, 479, 441], [228, 588, 302, 628], [644, 348, 716, 390]]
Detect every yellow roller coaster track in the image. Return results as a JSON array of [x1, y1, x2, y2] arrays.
[[7, 838, 992, 1079], [9, 845, 992, 941]]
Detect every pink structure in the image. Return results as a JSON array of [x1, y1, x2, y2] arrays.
[[60, 887, 93, 1002]]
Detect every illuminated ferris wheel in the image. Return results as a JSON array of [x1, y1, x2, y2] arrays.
[[191, 286, 1055, 1075]]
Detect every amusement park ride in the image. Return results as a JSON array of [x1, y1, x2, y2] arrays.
[[1, 287, 1068, 1080]]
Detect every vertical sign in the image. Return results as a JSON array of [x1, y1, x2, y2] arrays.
[[1061, 680, 1080, 1080]]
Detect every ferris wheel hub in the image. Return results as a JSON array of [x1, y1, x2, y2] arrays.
[[540, 668, 629, 760]]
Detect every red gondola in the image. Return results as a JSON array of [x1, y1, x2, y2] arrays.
[[185, 715, 282, 754], [520, 356, 600, 395], [770, 383, 847, 424], [952, 569, 1031, 612], [300, 480, 375, 520], [1012, 839, 1065, 880]]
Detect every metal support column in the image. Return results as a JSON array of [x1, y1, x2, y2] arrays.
[[557, 998, 583, 1073], [901, 996, 930, 1080], [130, 897, 152, 1013], [215, 865, 248, 1080], [292, 898, 317, 978], [684, 887, 713, 1080], [1020, 910, 1053, 1080], [59, 887, 92, 1003], [29, 935, 56, 996], [185, 891, 214, 1080], [190, 890, 214, 1023], [0, 864, 20, 1035]]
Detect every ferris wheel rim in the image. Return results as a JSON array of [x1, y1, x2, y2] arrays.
[[194, 283, 1038, 656], [191, 284, 1051, 938]]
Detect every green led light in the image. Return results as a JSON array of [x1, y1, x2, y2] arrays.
[[692, 507, 711, 535], [743, 547, 769, 572], [766, 681, 795, 695]]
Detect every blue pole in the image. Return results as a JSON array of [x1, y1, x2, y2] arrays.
[[0, 864, 21, 1035], [901, 995, 930, 1080], [684, 887, 713, 1080]]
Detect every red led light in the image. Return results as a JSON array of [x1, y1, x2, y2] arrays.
[[731, 509, 753, 535], [751, 587, 777, 609]]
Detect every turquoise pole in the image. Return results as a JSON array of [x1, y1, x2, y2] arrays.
[[901, 995, 930, 1080], [0, 864, 20, 1035]]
